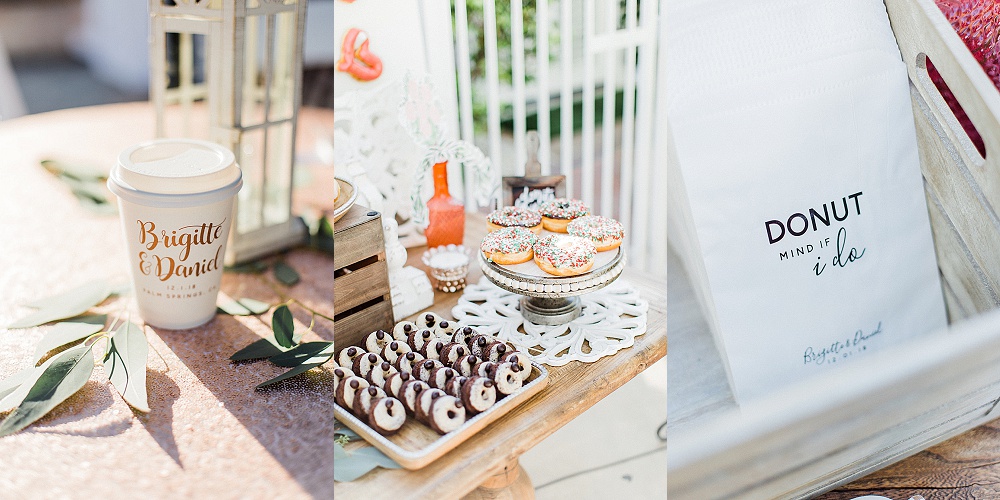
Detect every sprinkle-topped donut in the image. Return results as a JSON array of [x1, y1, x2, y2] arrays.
[[481, 226, 537, 265], [567, 215, 624, 252], [538, 198, 590, 232], [487, 206, 543, 233], [539, 198, 589, 220], [533, 235, 597, 276]]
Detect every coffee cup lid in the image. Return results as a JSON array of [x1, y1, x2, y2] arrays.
[[109, 139, 242, 207]]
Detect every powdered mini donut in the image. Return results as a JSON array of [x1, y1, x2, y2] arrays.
[[393, 351, 425, 375], [392, 321, 417, 342], [380, 341, 412, 364], [337, 346, 364, 368], [451, 326, 478, 346], [460, 376, 497, 414], [429, 395, 467, 434], [480, 226, 537, 265], [368, 397, 406, 435], [538, 198, 590, 233], [353, 385, 387, 417], [469, 335, 492, 358], [452, 355, 480, 377], [336, 376, 369, 410], [364, 330, 392, 353], [415, 388, 447, 424], [486, 206, 543, 233], [502, 352, 532, 382], [533, 234, 597, 277], [366, 361, 398, 388], [567, 215, 624, 252], [400, 380, 429, 414], [352, 352, 382, 379]]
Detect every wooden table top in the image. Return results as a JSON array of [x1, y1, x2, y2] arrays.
[[334, 214, 667, 499], [0, 103, 333, 497]]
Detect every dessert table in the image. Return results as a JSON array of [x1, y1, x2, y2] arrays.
[[0, 103, 333, 497], [333, 214, 666, 499]]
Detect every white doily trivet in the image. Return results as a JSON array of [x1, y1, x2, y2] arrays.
[[452, 277, 649, 366]]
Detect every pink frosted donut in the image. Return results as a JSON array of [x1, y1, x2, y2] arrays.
[[567, 215, 624, 252], [538, 198, 590, 232], [533, 235, 596, 276], [481, 227, 537, 265], [487, 206, 543, 233]]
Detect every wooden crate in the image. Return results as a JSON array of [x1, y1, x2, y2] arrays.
[[669, 0, 1000, 498], [334, 203, 393, 349]]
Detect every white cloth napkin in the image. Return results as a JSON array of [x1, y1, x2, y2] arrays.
[[667, 0, 947, 402]]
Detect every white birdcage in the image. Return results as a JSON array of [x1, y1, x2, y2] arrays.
[[148, 0, 308, 264]]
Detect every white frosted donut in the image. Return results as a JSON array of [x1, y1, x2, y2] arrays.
[[393, 351, 425, 375], [366, 361, 398, 388], [567, 215, 624, 252], [481, 227, 537, 265], [380, 341, 412, 364], [533, 235, 596, 277], [429, 395, 467, 434], [538, 198, 590, 232], [452, 355, 480, 377], [368, 397, 406, 435], [392, 321, 418, 342], [460, 376, 497, 414], [490, 362, 523, 396], [486, 206, 543, 233], [336, 376, 369, 410], [502, 352, 532, 382], [364, 330, 392, 353], [353, 385, 387, 417], [337, 346, 364, 368], [400, 380, 429, 414], [384, 371, 413, 399], [415, 388, 447, 424]]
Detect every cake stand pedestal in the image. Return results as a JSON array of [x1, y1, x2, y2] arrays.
[[477, 248, 625, 325]]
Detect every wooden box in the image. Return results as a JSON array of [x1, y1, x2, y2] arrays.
[[334, 204, 393, 348], [669, 0, 1000, 498]]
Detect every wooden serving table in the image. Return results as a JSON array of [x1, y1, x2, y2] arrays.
[[334, 215, 666, 499], [0, 103, 333, 497]]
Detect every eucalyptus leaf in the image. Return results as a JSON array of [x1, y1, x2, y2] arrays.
[[0, 343, 96, 437], [0, 355, 63, 413], [61, 176, 109, 204], [239, 298, 271, 315], [271, 305, 295, 348], [76, 195, 118, 216], [217, 299, 252, 316], [9, 281, 111, 329], [33, 315, 107, 364], [268, 342, 333, 367], [273, 261, 300, 286], [225, 261, 269, 274], [0, 367, 37, 402], [255, 360, 325, 389], [40, 159, 106, 182], [333, 445, 401, 482], [230, 339, 285, 361], [104, 322, 149, 413]]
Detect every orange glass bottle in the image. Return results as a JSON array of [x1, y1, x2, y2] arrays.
[[424, 160, 465, 247]]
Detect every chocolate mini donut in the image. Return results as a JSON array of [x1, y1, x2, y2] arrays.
[[335, 376, 370, 410], [407, 329, 435, 352], [420, 312, 444, 330], [420, 339, 447, 360], [415, 359, 445, 383], [473, 361, 496, 378], [393, 351, 425, 375], [429, 396, 467, 434], [439, 342, 469, 365], [469, 335, 492, 358], [434, 320, 456, 340], [364, 330, 392, 353], [392, 321, 418, 342], [384, 372, 413, 399], [353, 385, 387, 417], [451, 326, 478, 345], [400, 380, 429, 414], [429, 366, 458, 390], [366, 361, 398, 388], [337, 346, 365, 368], [489, 362, 523, 396], [460, 376, 497, 414], [502, 352, 532, 382], [368, 397, 406, 435], [485, 341, 508, 362], [452, 355, 480, 378], [444, 375, 468, 398], [332, 367, 354, 394], [352, 352, 383, 379], [380, 341, 412, 364], [415, 388, 447, 424]]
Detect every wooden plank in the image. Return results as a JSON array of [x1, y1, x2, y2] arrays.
[[333, 298, 393, 350], [334, 214, 666, 498], [333, 204, 384, 269], [333, 258, 390, 313]]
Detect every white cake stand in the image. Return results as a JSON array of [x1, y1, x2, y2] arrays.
[[478, 248, 626, 325]]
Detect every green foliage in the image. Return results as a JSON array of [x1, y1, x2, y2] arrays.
[[0, 343, 96, 437], [231, 305, 332, 388], [104, 322, 150, 413], [7, 281, 112, 329]]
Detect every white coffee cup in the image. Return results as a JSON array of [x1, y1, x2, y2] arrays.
[[108, 138, 243, 330]]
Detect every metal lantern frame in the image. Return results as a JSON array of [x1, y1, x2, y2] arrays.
[[149, 0, 308, 264]]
